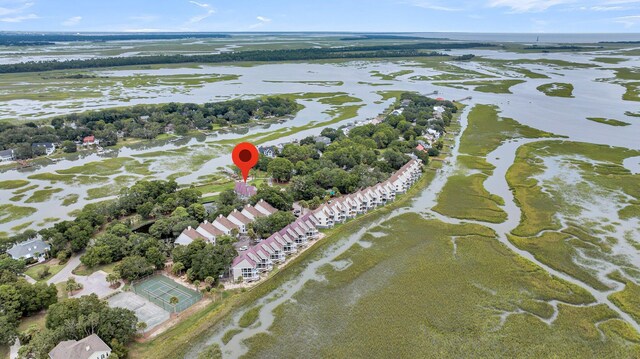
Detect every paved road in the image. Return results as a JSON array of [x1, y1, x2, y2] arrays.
[[10, 338, 20, 359], [23, 274, 36, 284], [47, 255, 81, 285]]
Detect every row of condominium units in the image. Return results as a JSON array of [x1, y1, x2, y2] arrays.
[[231, 158, 423, 283]]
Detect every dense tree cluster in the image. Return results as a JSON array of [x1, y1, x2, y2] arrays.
[[250, 212, 297, 239], [19, 294, 137, 359], [0, 254, 58, 346], [0, 33, 229, 46], [0, 97, 298, 159], [171, 240, 236, 282]]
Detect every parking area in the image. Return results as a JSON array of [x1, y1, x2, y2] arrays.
[[70, 271, 117, 298], [107, 292, 170, 332]]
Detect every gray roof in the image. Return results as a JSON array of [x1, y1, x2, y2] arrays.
[[32, 142, 55, 149], [0, 149, 14, 158], [49, 334, 111, 359], [7, 238, 50, 259]]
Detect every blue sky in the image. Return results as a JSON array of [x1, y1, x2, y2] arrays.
[[1, 0, 640, 32]]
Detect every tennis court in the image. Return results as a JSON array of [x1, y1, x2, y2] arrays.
[[131, 274, 202, 313]]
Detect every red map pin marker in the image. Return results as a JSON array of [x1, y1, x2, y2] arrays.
[[232, 142, 259, 183]]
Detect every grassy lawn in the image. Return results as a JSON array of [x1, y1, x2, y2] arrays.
[[72, 262, 118, 276], [17, 312, 47, 332], [586, 117, 631, 127], [537, 82, 574, 98], [24, 261, 65, 282], [0, 180, 30, 190]]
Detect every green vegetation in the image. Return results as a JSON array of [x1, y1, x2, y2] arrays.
[[72, 262, 117, 276], [586, 117, 631, 127], [507, 140, 640, 291], [0, 204, 36, 224], [222, 329, 242, 344], [238, 305, 263, 328], [610, 280, 640, 323], [0, 180, 29, 190], [435, 80, 526, 94], [24, 188, 63, 203], [240, 214, 639, 358], [625, 111, 640, 118], [61, 194, 79, 206], [537, 82, 574, 98], [24, 262, 65, 282], [434, 104, 554, 223], [370, 69, 414, 80], [592, 57, 627, 64]]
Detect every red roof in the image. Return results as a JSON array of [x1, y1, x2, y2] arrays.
[[83, 135, 95, 143], [436, 97, 445, 101]]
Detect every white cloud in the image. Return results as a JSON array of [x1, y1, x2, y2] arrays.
[[187, 0, 215, 24], [62, 16, 82, 26], [409, 1, 464, 11], [488, 0, 575, 12], [250, 15, 271, 29], [0, 13, 37, 22], [613, 14, 640, 26], [0, 1, 33, 16]]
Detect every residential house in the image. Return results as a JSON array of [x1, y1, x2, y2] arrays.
[[313, 136, 332, 145], [32, 142, 56, 156], [258, 145, 277, 158], [282, 224, 308, 247], [248, 246, 273, 273], [231, 253, 260, 282], [83, 135, 98, 146], [0, 149, 15, 162], [259, 238, 285, 263], [48, 334, 111, 359], [196, 220, 224, 244], [401, 99, 412, 107], [174, 226, 207, 246], [327, 200, 346, 223], [313, 204, 335, 228], [254, 199, 278, 216], [234, 182, 257, 199], [213, 215, 239, 235], [227, 209, 252, 234], [273, 232, 297, 254], [241, 204, 266, 221], [7, 237, 50, 262]]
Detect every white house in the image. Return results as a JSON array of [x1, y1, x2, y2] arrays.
[[313, 204, 335, 228], [32, 142, 56, 156], [0, 149, 15, 162], [255, 199, 278, 216], [196, 221, 224, 244], [49, 334, 111, 359], [7, 238, 50, 262], [227, 210, 252, 234], [213, 215, 239, 235], [273, 232, 297, 254], [241, 204, 266, 221], [259, 238, 285, 263], [231, 253, 259, 282], [175, 226, 207, 246]]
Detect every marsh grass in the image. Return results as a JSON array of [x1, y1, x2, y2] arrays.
[[0, 180, 29, 190], [586, 117, 631, 127], [0, 204, 37, 224], [238, 305, 263, 328], [537, 82, 575, 98], [434, 80, 526, 94], [25, 188, 63, 203]]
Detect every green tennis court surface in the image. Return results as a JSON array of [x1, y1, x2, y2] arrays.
[[132, 274, 202, 312]]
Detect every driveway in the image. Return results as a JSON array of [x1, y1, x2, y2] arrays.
[[47, 254, 81, 285]]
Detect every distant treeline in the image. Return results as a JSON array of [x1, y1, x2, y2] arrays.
[[0, 32, 230, 46], [523, 45, 602, 50], [599, 41, 640, 44], [0, 42, 490, 73], [340, 34, 447, 41]]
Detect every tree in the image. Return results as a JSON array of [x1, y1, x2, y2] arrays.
[[267, 157, 293, 182], [193, 280, 200, 291], [37, 266, 50, 280], [65, 277, 82, 295], [61, 140, 77, 153], [114, 256, 153, 281], [106, 272, 120, 287], [136, 321, 148, 333], [251, 185, 293, 211], [204, 276, 215, 289], [172, 262, 185, 276], [144, 246, 166, 270], [169, 296, 179, 312]]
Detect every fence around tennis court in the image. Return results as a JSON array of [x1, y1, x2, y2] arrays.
[[130, 274, 202, 313]]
